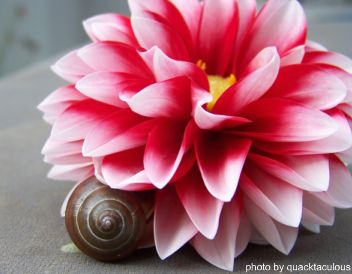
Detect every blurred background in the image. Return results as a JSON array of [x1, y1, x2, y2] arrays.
[[0, 0, 351, 77]]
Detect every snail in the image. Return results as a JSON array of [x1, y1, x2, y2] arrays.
[[65, 177, 154, 261]]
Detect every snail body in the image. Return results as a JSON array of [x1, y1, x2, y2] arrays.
[[65, 177, 154, 261]]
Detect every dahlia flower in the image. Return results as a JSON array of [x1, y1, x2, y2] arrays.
[[39, 0, 352, 270]]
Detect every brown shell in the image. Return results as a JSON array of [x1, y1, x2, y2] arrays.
[[65, 177, 154, 261]]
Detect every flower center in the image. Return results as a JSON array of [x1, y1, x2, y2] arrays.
[[197, 60, 236, 110], [207, 74, 236, 110]]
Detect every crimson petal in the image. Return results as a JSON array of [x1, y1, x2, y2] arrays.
[[128, 0, 194, 58], [169, 0, 202, 45], [198, 0, 238, 75], [76, 71, 151, 107], [215, 47, 280, 115], [267, 64, 347, 110], [82, 110, 155, 157], [196, 132, 251, 202], [51, 100, 116, 141], [144, 120, 195, 188], [242, 0, 306, 67], [126, 77, 191, 119], [192, 85, 251, 130], [101, 147, 153, 191], [255, 109, 351, 154], [237, 98, 338, 142], [303, 51, 352, 73], [176, 167, 224, 239]]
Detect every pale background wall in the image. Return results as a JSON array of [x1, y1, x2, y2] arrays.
[[0, 0, 129, 76], [0, 0, 351, 77]]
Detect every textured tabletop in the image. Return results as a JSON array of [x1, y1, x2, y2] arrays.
[[1, 23, 352, 273]]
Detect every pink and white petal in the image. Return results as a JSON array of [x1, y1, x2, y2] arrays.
[[302, 193, 335, 226], [169, 0, 202, 45], [280, 46, 305, 67], [154, 186, 198, 259], [267, 64, 347, 110], [301, 221, 321, 234], [250, 226, 269, 245], [170, 148, 196, 182], [254, 109, 352, 155], [144, 120, 195, 188], [241, 169, 303, 227], [76, 72, 151, 107], [126, 77, 191, 119], [303, 51, 352, 73], [337, 146, 352, 165], [42, 113, 60, 124], [244, 197, 298, 255], [131, 16, 190, 60], [238, 98, 338, 142], [82, 110, 150, 157], [195, 106, 251, 131], [215, 47, 280, 115], [38, 85, 87, 114], [318, 65, 352, 103], [101, 147, 154, 191], [83, 13, 139, 47], [138, 47, 157, 72], [176, 167, 224, 239], [198, 0, 237, 75], [42, 139, 83, 156], [128, 0, 194, 55], [40, 101, 80, 124], [48, 163, 94, 182], [192, 199, 241, 271], [44, 153, 91, 165], [152, 48, 208, 88], [235, 213, 251, 257], [38, 85, 87, 124], [241, 0, 306, 68], [78, 42, 153, 77], [248, 153, 329, 192], [84, 118, 156, 157], [192, 85, 251, 130], [305, 40, 328, 52], [51, 49, 94, 82], [232, 0, 257, 72], [51, 100, 117, 141], [314, 155, 352, 208], [92, 157, 105, 184], [195, 132, 251, 202]]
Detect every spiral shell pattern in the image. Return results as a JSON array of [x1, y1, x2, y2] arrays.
[[65, 177, 150, 261]]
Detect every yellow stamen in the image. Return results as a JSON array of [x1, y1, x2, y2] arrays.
[[207, 74, 236, 110], [196, 59, 207, 71], [196, 60, 237, 110]]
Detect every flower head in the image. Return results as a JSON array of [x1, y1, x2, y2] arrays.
[[39, 0, 352, 270]]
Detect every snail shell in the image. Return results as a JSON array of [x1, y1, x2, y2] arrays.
[[65, 177, 154, 261]]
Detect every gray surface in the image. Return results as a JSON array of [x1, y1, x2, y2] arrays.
[[0, 60, 352, 274]]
